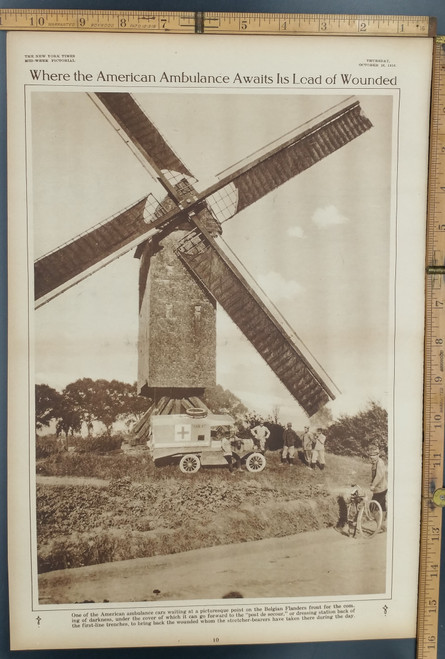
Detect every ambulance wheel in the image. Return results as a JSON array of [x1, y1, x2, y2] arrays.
[[179, 454, 201, 474], [245, 452, 266, 473]]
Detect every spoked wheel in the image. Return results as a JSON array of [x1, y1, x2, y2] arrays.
[[179, 454, 201, 474], [357, 499, 383, 538], [245, 452, 266, 473]]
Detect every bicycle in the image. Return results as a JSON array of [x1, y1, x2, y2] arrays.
[[346, 492, 383, 538]]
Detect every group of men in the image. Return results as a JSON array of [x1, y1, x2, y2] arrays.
[[249, 420, 327, 470], [281, 423, 327, 469]]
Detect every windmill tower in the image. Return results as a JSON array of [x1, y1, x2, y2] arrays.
[[34, 93, 372, 420]]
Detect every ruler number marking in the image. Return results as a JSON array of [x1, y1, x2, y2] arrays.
[[30, 16, 45, 27]]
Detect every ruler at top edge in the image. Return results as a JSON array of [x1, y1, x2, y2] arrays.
[[417, 36, 445, 659], [203, 13, 435, 36], [0, 9, 435, 36]]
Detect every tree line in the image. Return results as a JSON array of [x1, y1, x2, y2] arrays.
[[36, 378, 148, 437]]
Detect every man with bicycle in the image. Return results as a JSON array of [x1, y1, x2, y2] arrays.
[[368, 445, 387, 529]]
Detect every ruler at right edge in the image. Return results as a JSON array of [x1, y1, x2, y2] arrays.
[[418, 36, 445, 659]]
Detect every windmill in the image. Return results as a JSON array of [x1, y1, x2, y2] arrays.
[[34, 93, 372, 426]]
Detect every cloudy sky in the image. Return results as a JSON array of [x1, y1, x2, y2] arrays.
[[31, 90, 393, 425]]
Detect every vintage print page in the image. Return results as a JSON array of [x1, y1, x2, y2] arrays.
[[7, 31, 431, 649]]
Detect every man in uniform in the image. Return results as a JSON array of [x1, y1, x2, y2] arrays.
[[281, 422, 299, 465], [301, 425, 313, 466], [311, 428, 327, 470], [222, 429, 243, 473], [250, 420, 270, 453], [368, 444, 387, 529]]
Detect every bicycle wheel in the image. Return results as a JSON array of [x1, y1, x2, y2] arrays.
[[357, 499, 383, 538]]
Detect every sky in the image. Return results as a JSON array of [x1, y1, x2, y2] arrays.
[[31, 90, 394, 426]]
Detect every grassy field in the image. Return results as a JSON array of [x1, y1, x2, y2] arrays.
[[36, 448, 371, 573]]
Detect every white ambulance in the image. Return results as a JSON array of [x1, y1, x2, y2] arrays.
[[149, 409, 266, 474]]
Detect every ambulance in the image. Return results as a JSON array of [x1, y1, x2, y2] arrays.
[[149, 409, 266, 473]]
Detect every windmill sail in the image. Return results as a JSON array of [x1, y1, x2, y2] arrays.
[[35, 196, 155, 305], [176, 219, 336, 416], [203, 100, 373, 221], [91, 92, 197, 203]]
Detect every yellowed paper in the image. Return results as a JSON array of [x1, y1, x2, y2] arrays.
[[7, 31, 431, 649]]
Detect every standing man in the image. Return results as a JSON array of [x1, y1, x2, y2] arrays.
[[281, 422, 299, 465], [368, 445, 387, 528], [311, 428, 327, 470], [301, 425, 313, 466], [251, 420, 270, 453]]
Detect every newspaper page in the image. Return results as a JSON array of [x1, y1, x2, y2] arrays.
[[7, 30, 432, 650]]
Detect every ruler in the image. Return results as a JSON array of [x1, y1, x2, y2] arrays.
[[417, 36, 445, 659], [0, 9, 435, 36]]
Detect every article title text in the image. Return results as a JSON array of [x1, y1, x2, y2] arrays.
[[28, 68, 398, 87]]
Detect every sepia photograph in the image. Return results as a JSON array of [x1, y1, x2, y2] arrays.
[[32, 90, 392, 604]]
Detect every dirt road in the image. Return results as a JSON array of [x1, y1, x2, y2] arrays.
[[39, 527, 387, 604]]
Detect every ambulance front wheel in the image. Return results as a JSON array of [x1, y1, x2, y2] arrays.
[[245, 452, 266, 473], [179, 454, 201, 474]]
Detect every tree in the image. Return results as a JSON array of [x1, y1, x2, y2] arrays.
[[271, 404, 281, 424], [326, 401, 388, 457], [203, 385, 248, 418], [62, 378, 97, 434], [35, 384, 62, 430], [62, 378, 148, 436], [310, 405, 334, 429], [35, 383, 82, 441], [55, 402, 83, 439], [89, 379, 147, 435]]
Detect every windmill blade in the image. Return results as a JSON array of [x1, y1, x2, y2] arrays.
[[205, 99, 372, 222], [34, 194, 183, 306], [91, 93, 197, 204], [176, 216, 336, 417]]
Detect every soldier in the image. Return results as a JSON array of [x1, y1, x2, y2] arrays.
[[281, 422, 299, 465], [368, 445, 388, 529], [311, 428, 327, 470], [251, 420, 270, 453], [222, 430, 242, 473], [301, 425, 313, 466]]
